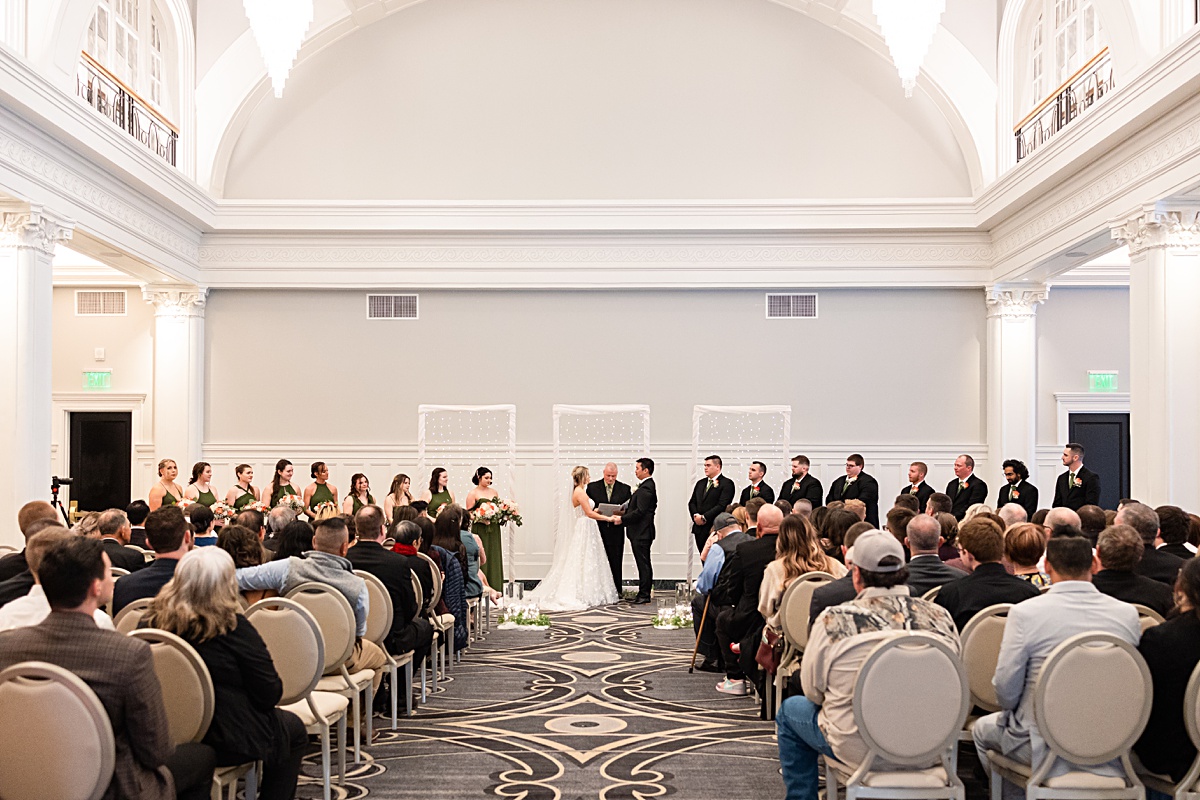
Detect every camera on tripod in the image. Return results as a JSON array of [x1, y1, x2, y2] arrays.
[[51, 476, 73, 489]]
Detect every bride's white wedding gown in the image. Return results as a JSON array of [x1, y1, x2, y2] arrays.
[[527, 498, 620, 611]]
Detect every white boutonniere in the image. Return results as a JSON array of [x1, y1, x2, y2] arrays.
[[846, 476, 857, 485], [632, 482, 640, 493]]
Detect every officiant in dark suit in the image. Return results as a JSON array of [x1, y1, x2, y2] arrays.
[[738, 461, 775, 505], [587, 462, 632, 592], [689, 455, 736, 552], [611, 458, 657, 604], [1052, 443, 1101, 509], [826, 453, 880, 527], [779, 455, 822, 508], [946, 454, 988, 519]]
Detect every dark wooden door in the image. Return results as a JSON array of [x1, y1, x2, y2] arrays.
[[68, 412, 132, 512], [1067, 412, 1130, 510]]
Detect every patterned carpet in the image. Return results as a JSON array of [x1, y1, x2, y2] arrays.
[[300, 601, 784, 799]]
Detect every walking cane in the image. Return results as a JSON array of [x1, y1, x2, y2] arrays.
[[689, 594, 711, 673]]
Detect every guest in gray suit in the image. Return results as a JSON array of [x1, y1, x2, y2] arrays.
[[904, 514, 967, 597]]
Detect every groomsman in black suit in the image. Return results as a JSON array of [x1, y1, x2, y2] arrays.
[[997, 459, 1039, 518], [1052, 443, 1101, 509], [586, 462, 632, 592], [900, 461, 936, 511], [611, 458, 657, 604], [689, 455, 736, 552], [826, 453, 880, 527], [946, 454, 988, 520], [738, 461, 775, 505], [779, 455, 823, 509]]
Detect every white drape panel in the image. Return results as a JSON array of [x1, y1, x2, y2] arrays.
[[688, 405, 792, 582], [417, 404, 518, 578]]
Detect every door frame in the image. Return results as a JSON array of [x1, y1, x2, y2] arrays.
[[52, 393, 151, 511], [1054, 392, 1130, 444]]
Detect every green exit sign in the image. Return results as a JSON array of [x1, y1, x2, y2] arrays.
[[1088, 371, 1118, 393], [82, 371, 111, 391]]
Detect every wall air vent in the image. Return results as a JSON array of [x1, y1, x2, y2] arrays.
[[367, 294, 419, 320], [75, 290, 127, 316], [765, 293, 817, 319]]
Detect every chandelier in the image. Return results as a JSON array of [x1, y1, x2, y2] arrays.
[[242, 0, 314, 98], [872, 0, 945, 97]]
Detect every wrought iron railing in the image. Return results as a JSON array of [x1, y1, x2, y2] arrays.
[[76, 52, 178, 167], [1015, 48, 1113, 163]]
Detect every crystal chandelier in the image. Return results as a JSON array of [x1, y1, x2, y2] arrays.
[[872, 0, 945, 97], [242, 0, 314, 98]]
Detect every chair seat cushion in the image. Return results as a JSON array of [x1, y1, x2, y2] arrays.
[[986, 752, 1127, 789], [434, 614, 454, 631], [826, 758, 950, 788], [281, 691, 350, 727], [316, 670, 374, 693]]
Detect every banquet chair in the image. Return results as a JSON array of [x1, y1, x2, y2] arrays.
[[113, 597, 154, 634], [416, 551, 455, 685], [1135, 659, 1200, 800], [412, 572, 428, 703], [354, 569, 414, 726], [958, 604, 1012, 739], [774, 571, 836, 717], [1133, 603, 1165, 633]]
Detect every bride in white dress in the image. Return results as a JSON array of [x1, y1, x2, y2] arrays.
[[527, 466, 621, 611]]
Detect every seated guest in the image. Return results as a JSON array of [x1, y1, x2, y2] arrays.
[[1092, 525, 1175, 617], [392, 519, 434, 609], [963, 503, 993, 522], [1117, 502, 1185, 585], [409, 500, 429, 517], [807, 522, 874, 629], [843, 499, 867, 523], [1042, 506, 1081, 538], [820, 508, 860, 560], [237, 516, 387, 685], [791, 499, 813, 519], [774, 499, 793, 516], [925, 492, 953, 517], [996, 503, 1027, 529], [188, 504, 217, 547], [973, 536, 1141, 797], [1135, 557, 1200, 782], [904, 514, 968, 597], [0, 536, 215, 800], [271, 520, 314, 561], [937, 513, 963, 567], [0, 518, 69, 608], [348, 505, 434, 665], [0, 527, 114, 631], [892, 494, 920, 514], [884, 506, 916, 547], [759, 515, 846, 636], [1077, 504, 1106, 547], [777, 530, 958, 799], [431, 506, 470, 652], [217, 524, 271, 603], [1005, 523, 1050, 588], [97, 508, 146, 571], [731, 505, 750, 532], [712, 505, 784, 696], [1156, 505, 1196, 560], [693, 513, 752, 672], [262, 506, 295, 553], [142, 547, 307, 800], [457, 512, 484, 599], [935, 517, 1039, 629], [707, 499, 762, 561], [0, 501, 61, 581], [1030, 508, 1049, 527], [112, 505, 194, 614], [126, 499, 151, 547]]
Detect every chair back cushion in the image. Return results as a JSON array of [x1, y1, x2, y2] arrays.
[[416, 552, 443, 610], [1035, 632, 1151, 765], [1132, 603, 1164, 633], [1185, 659, 1200, 750], [853, 633, 968, 765], [778, 571, 835, 651], [411, 573, 424, 613], [112, 597, 154, 635], [0, 661, 116, 800], [128, 629, 214, 745], [959, 603, 1012, 713], [354, 570, 394, 645], [245, 597, 325, 704], [284, 582, 356, 675]]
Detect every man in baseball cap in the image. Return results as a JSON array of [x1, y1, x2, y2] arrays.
[[775, 528, 961, 799]]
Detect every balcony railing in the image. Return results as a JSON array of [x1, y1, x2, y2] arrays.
[[76, 52, 178, 168], [1015, 48, 1114, 163]]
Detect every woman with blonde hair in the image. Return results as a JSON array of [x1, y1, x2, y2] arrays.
[[759, 514, 847, 634], [384, 473, 413, 522], [141, 547, 306, 800], [731, 506, 749, 532], [147, 459, 185, 510]]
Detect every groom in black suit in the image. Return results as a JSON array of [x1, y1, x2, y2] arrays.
[[586, 462, 632, 592], [611, 458, 657, 604], [689, 455, 736, 552]]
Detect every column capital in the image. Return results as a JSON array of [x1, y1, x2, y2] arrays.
[[142, 285, 208, 318], [985, 285, 1049, 320], [0, 205, 74, 257], [1111, 206, 1200, 255]]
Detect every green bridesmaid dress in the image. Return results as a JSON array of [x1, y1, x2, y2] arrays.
[[193, 487, 217, 507], [471, 495, 504, 589], [161, 487, 179, 507], [271, 483, 301, 507], [309, 482, 335, 515], [428, 490, 453, 519], [350, 493, 375, 514], [233, 488, 256, 510]]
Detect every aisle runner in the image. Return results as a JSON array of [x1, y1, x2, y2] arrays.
[[304, 604, 783, 799]]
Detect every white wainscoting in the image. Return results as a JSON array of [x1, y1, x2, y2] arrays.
[[203, 442, 988, 581]]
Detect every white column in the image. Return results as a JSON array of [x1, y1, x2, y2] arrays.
[[985, 285, 1048, 489], [142, 286, 207, 472], [0, 206, 73, 544], [1113, 206, 1200, 509]]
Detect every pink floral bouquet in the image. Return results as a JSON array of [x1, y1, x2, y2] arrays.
[[496, 498, 523, 527], [275, 494, 304, 514], [246, 500, 270, 515], [470, 500, 501, 526], [211, 502, 235, 522]]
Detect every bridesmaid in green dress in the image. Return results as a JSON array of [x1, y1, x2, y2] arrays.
[[225, 464, 260, 511], [148, 459, 186, 511], [420, 467, 455, 519], [343, 473, 376, 515], [304, 461, 339, 519], [465, 467, 503, 589], [184, 462, 219, 507], [268, 459, 302, 507]]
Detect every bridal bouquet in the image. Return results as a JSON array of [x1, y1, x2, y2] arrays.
[[275, 494, 304, 514], [312, 501, 338, 520], [174, 497, 192, 511], [210, 502, 235, 523]]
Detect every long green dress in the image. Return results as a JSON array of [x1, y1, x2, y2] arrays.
[[350, 493, 375, 514], [161, 487, 179, 506], [428, 490, 453, 519], [271, 483, 301, 507], [471, 495, 504, 589], [309, 483, 335, 516], [233, 487, 256, 510], [192, 487, 217, 507]]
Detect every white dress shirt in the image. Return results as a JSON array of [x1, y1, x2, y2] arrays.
[[0, 584, 116, 632]]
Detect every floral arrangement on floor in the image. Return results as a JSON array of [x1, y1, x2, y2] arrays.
[[210, 502, 235, 523], [275, 494, 304, 514], [312, 501, 338, 520], [471, 498, 524, 527], [653, 605, 694, 630], [497, 603, 551, 630]]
